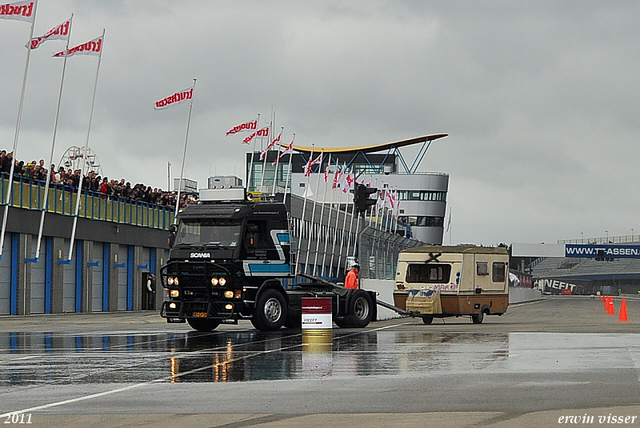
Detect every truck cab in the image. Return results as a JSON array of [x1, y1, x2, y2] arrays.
[[160, 187, 376, 331]]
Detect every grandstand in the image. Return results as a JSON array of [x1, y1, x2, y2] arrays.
[[530, 235, 640, 295]]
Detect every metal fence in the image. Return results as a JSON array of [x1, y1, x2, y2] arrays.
[[0, 177, 174, 230]]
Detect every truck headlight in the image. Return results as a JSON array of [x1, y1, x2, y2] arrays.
[[170, 289, 180, 298], [168, 277, 179, 286], [211, 277, 227, 286], [224, 290, 234, 299]]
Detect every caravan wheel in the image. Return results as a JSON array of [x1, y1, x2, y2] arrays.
[[471, 311, 485, 324]]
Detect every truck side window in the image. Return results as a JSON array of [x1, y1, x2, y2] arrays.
[[476, 262, 489, 276], [492, 262, 506, 282], [245, 223, 259, 249]]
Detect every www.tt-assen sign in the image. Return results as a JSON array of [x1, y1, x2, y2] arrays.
[[565, 244, 640, 259]]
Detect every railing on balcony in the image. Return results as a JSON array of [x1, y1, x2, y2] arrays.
[[0, 176, 174, 230]]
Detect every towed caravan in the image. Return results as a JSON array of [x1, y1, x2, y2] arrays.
[[394, 245, 509, 324]]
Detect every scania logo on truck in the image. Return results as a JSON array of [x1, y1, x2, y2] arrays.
[[189, 252, 211, 259]]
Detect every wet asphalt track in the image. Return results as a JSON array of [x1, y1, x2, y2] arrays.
[[1, 296, 640, 427]]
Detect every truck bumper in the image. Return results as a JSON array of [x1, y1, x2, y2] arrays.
[[161, 300, 238, 321]]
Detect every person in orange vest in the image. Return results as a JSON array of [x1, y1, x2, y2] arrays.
[[345, 264, 360, 289]]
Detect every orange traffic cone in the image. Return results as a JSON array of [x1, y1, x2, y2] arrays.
[[618, 298, 628, 322], [604, 296, 609, 311], [607, 297, 615, 316]]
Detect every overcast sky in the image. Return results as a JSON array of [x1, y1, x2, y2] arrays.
[[1, 1, 639, 246]]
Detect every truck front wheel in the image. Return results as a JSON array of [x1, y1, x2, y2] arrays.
[[252, 289, 288, 331], [187, 318, 220, 332]]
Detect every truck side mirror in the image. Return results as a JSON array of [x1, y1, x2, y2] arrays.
[[168, 224, 177, 248]]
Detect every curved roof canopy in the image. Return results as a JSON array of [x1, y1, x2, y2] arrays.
[[292, 133, 448, 154]]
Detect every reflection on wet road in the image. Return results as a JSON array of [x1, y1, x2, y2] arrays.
[[2, 327, 638, 386]]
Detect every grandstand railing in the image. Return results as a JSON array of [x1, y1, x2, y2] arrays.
[[0, 176, 174, 230]]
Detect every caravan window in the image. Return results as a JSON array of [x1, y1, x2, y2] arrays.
[[476, 262, 489, 276], [406, 264, 451, 283], [492, 262, 506, 282]]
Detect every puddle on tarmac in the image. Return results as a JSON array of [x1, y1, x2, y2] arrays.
[[0, 330, 638, 385]]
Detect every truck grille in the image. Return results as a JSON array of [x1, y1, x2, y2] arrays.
[[163, 261, 231, 290]]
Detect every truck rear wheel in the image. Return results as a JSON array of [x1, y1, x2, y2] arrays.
[[337, 290, 373, 328], [422, 316, 433, 325], [187, 318, 220, 332], [252, 288, 288, 331]]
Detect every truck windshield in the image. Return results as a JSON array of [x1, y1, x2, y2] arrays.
[[175, 220, 242, 247]]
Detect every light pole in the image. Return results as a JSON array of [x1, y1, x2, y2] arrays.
[[581, 232, 583, 243], [606, 230, 609, 243]]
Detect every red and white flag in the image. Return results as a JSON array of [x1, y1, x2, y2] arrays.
[[303, 153, 322, 177], [323, 163, 330, 183], [226, 119, 257, 136], [154, 85, 194, 110], [256, 126, 269, 138], [0, 0, 36, 22], [53, 34, 103, 58], [242, 132, 256, 144], [260, 130, 282, 160], [341, 172, 354, 193], [29, 16, 71, 49], [332, 168, 343, 189], [376, 190, 384, 210], [273, 138, 294, 165], [245, 126, 269, 145]]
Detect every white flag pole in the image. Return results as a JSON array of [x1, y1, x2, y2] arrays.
[[271, 127, 284, 195], [327, 164, 344, 279], [282, 134, 295, 205], [246, 113, 259, 192], [313, 158, 332, 278], [173, 78, 197, 222], [304, 150, 323, 274], [0, 0, 38, 258], [34, 14, 74, 261], [344, 192, 358, 273], [68, 28, 105, 261], [320, 158, 338, 278], [295, 145, 313, 275], [258, 121, 270, 190], [340, 172, 357, 274]]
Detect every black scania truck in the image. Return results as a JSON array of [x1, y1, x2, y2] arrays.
[[160, 187, 376, 331]]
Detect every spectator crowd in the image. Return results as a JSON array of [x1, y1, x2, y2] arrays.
[[0, 149, 197, 209]]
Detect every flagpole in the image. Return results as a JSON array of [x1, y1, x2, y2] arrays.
[[338, 194, 361, 269], [312, 158, 330, 278], [68, 28, 105, 261], [246, 113, 259, 192], [337, 169, 353, 275], [35, 14, 73, 261], [259, 120, 272, 190], [173, 78, 197, 222], [0, 0, 38, 258], [282, 134, 294, 205], [295, 145, 313, 275], [304, 150, 323, 274], [320, 158, 338, 279], [271, 128, 284, 196], [327, 164, 344, 279]]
